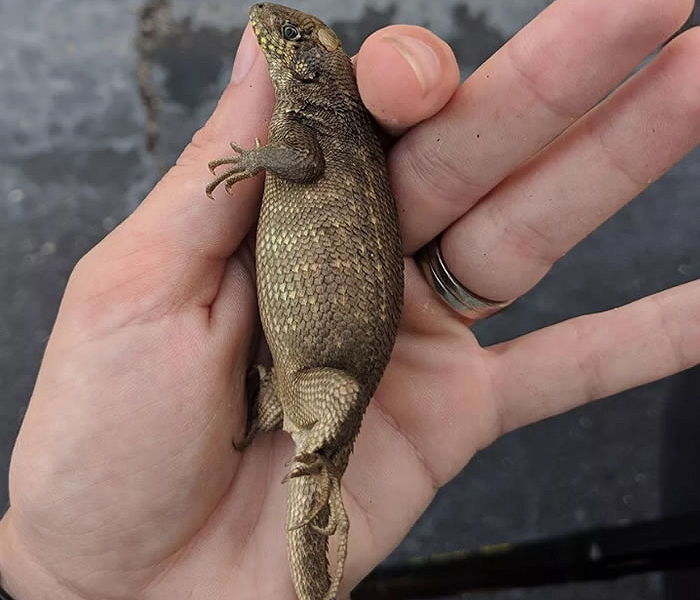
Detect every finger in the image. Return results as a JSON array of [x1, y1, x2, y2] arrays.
[[441, 26, 700, 302], [356, 25, 460, 136], [488, 279, 700, 436], [138, 24, 273, 256], [390, 0, 693, 253]]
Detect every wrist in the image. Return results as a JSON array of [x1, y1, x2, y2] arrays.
[[0, 512, 82, 600]]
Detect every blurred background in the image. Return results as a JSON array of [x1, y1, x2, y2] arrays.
[[1, 1, 698, 598]]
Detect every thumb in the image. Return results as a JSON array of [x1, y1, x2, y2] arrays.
[[137, 24, 275, 260], [72, 25, 274, 313]]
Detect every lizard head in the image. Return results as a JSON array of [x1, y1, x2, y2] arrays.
[[249, 3, 347, 84]]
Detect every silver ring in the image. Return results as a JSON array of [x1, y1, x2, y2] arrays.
[[417, 237, 513, 319]]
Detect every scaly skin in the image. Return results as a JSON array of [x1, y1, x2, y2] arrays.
[[207, 4, 403, 599]]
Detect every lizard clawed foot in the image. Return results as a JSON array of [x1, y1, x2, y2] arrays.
[[285, 453, 342, 535], [280, 457, 318, 484], [232, 364, 282, 452], [286, 452, 337, 479], [205, 138, 262, 198], [208, 139, 262, 174]]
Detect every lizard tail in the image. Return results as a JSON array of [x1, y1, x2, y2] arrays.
[[288, 476, 331, 600], [288, 473, 349, 600], [323, 478, 349, 600]]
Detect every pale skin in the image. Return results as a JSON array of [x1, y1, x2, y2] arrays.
[[1, 0, 699, 598]]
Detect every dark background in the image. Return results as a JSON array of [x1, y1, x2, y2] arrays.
[[1, 1, 698, 598]]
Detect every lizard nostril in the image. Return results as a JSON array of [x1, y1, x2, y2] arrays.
[[250, 3, 266, 20]]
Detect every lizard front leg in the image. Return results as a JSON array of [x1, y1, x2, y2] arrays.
[[206, 120, 324, 197]]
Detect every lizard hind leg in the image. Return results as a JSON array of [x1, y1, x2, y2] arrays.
[[234, 365, 282, 452], [284, 367, 359, 598], [284, 367, 360, 532], [289, 367, 362, 457]]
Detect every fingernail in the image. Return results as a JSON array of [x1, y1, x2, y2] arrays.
[[384, 34, 440, 96], [231, 25, 258, 84]]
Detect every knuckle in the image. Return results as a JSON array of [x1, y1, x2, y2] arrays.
[[400, 134, 483, 207]]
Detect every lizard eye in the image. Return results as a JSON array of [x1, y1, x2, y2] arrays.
[[281, 23, 301, 41]]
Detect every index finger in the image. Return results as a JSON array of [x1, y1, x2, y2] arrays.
[[356, 25, 460, 136], [389, 0, 693, 253]]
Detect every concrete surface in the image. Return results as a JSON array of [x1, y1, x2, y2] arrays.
[[1, 1, 698, 598]]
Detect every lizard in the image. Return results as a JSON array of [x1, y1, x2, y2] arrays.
[[206, 3, 404, 599]]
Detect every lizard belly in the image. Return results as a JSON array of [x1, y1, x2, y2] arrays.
[[256, 171, 403, 381]]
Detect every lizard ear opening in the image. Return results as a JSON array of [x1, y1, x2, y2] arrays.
[[292, 47, 322, 81], [317, 27, 340, 52]]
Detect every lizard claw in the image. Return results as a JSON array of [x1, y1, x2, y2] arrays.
[[294, 453, 337, 476], [281, 456, 321, 483], [206, 166, 250, 197], [281, 462, 309, 484], [283, 456, 317, 483], [289, 471, 343, 538], [225, 173, 248, 194], [206, 139, 261, 196], [232, 422, 258, 452], [208, 155, 240, 174]]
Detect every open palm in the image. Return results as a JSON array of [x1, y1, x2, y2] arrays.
[[1, 1, 699, 599]]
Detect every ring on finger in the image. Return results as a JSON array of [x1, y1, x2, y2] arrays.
[[417, 236, 513, 319]]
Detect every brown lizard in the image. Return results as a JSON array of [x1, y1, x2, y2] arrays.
[[206, 3, 404, 599]]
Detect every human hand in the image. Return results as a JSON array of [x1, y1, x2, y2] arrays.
[[1, 1, 698, 599]]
